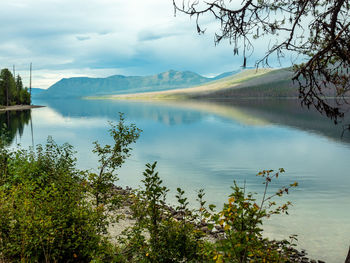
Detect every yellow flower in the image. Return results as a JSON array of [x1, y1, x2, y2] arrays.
[[213, 254, 223, 263], [228, 196, 235, 204]]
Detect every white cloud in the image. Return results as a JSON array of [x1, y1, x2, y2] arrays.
[[0, 0, 294, 89]]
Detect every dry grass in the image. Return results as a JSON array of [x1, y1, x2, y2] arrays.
[[86, 68, 280, 101]]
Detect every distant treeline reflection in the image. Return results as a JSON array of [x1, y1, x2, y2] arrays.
[[0, 110, 31, 145]]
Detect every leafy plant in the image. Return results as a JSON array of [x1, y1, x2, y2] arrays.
[[0, 138, 117, 262], [120, 162, 204, 262], [89, 113, 141, 211], [202, 169, 298, 262]]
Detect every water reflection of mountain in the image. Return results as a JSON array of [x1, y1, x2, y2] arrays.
[[37, 98, 350, 144], [211, 98, 350, 144], [0, 110, 32, 145], [36, 99, 206, 126]]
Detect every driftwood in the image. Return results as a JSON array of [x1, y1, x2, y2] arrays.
[[345, 247, 350, 263], [345, 246, 350, 263]]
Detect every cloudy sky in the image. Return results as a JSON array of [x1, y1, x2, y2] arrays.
[[0, 0, 293, 89]]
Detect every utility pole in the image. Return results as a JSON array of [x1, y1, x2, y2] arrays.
[[6, 71, 8, 106], [13, 65, 15, 79], [29, 62, 32, 105]]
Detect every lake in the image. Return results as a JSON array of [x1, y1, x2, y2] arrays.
[[2, 98, 350, 262]]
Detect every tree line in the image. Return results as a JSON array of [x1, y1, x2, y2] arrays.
[[0, 68, 31, 106]]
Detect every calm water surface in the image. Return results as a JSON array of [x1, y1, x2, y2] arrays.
[[4, 98, 350, 262]]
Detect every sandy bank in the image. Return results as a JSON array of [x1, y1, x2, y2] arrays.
[[0, 105, 45, 112]]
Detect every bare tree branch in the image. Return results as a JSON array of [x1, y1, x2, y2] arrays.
[[173, 0, 350, 130]]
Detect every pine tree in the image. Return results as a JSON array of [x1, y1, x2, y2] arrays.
[[0, 69, 31, 106], [15, 75, 24, 105]]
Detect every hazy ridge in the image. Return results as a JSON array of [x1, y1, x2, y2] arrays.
[[35, 67, 340, 100], [35, 70, 239, 99], [98, 68, 297, 100]]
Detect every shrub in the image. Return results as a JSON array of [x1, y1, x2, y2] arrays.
[[89, 113, 141, 211], [0, 138, 118, 262], [202, 169, 298, 262], [120, 162, 204, 262]]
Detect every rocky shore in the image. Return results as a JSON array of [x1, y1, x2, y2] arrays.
[[112, 186, 328, 263]]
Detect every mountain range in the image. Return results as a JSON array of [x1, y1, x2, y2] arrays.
[[35, 70, 240, 99], [30, 88, 45, 96], [103, 68, 299, 100]]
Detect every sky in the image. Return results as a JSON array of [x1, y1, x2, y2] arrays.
[[0, 0, 293, 89]]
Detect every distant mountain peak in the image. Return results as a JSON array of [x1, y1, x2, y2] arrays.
[[34, 69, 240, 99]]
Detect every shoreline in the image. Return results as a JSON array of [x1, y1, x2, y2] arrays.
[[0, 105, 45, 112], [112, 186, 324, 263]]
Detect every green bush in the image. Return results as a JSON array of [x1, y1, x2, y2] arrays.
[[0, 138, 117, 262], [200, 169, 298, 262], [89, 113, 141, 211], [0, 115, 143, 262], [119, 162, 204, 263]]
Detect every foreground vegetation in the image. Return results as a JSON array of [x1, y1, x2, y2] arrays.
[[0, 68, 31, 107], [0, 115, 301, 262]]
